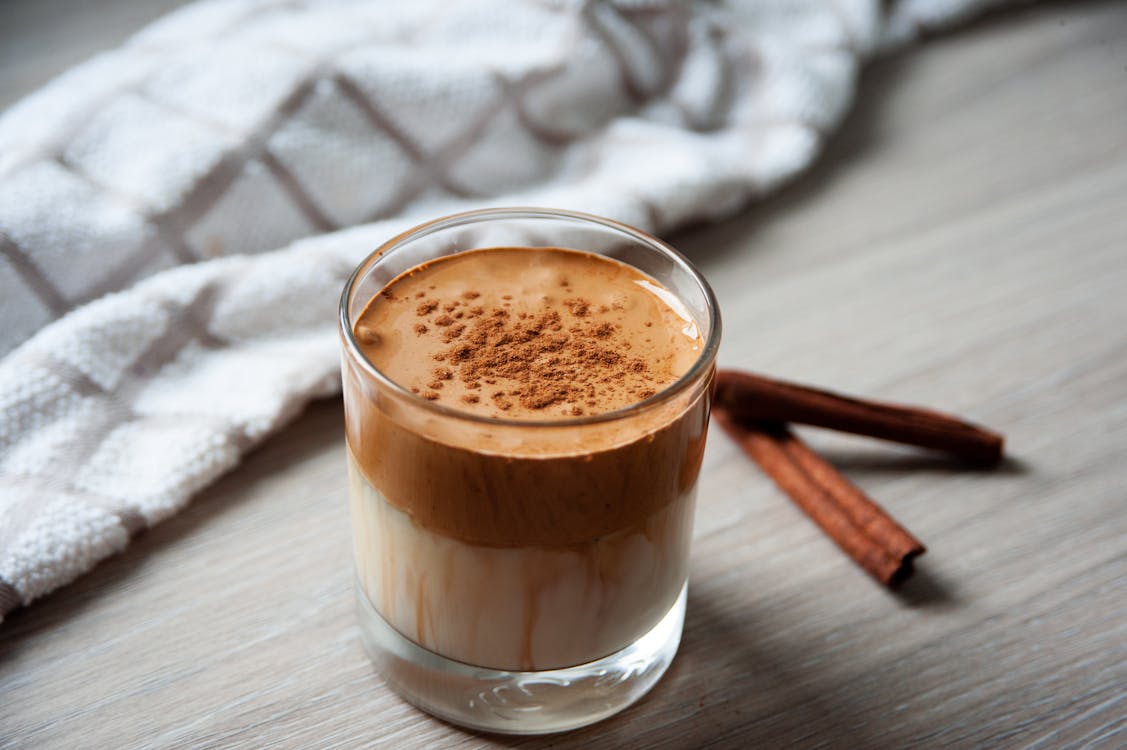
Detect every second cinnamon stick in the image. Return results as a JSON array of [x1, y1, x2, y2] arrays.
[[715, 409, 924, 586]]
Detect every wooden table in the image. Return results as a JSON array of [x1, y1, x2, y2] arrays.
[[3, 2, 1125, 747]]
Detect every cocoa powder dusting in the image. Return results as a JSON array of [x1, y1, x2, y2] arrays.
[[442, 324, 466, 342], [403, 294, 660, 413], [564, 299, 590, 317]]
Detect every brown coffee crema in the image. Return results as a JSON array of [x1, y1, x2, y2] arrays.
[[345, 246, 711, 547]]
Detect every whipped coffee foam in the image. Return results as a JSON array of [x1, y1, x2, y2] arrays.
[[353, 246, 703, 420]]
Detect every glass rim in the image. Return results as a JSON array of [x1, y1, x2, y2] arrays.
[[339, 206, 722, 428]]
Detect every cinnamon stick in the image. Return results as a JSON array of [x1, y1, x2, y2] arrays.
[[714, 370, 1004, 465], [776, 424, 926, 566], [714, 410, 924, 587]]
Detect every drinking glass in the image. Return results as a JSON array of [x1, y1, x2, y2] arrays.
[[339, 207, 721, 734]]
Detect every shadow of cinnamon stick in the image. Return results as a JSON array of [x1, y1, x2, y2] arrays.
[[822, 451, 1030, 477]]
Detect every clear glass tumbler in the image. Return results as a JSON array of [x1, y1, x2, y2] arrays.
[[339, 208, 721, 734]]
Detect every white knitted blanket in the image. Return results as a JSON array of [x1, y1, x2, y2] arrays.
[[0, 0, 1013, 620]]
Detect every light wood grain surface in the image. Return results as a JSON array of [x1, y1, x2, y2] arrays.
[[3, 2, 1126, 748]]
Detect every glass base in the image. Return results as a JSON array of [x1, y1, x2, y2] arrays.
[[355, 577, 686, 735]]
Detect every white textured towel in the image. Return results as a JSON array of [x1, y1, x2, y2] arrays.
[[0, 0, 1013, 620]]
